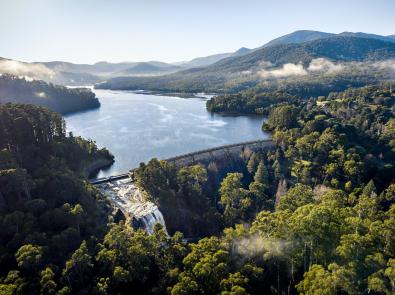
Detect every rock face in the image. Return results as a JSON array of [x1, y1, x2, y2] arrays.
[[97, 178, 167, 235]]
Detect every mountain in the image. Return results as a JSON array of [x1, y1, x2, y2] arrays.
[[0, 57, 100, 85], [115, 62, 181, 76], [176, 30, 395, 70], [261, 30, 395, 49], [213, 36, 395, 70], [177, 53, 233, 68], [0, 58, 183, 85], [262, 30, 334, 48], [338, 31, 395, 43], [97, 36, 395, 93], [40, 61, 97, 74], [42, 60, 179, 76], [232, 47, 253, 56], [176, 47, 252, 69]]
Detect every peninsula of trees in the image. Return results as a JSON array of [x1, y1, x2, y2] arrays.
[[0, 74, 100, 114]]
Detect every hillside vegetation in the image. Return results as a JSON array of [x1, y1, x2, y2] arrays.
[[0, 104, 114, 294], [97, 37, 395, 93], [0, 74, 100, 114]]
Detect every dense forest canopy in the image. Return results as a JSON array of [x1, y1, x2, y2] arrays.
[[0, 74, 100, 114], [0, 104, 115, 294]]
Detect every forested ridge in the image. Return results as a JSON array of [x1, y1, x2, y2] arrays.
[[0, 74, 100, 114], [0, 104, 114, 294], [96, 36, 395, 93], [1, 82, 395, 294]]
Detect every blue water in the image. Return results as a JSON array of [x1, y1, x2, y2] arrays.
[[65, 89, 269, 178]]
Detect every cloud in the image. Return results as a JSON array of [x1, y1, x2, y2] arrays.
[[35, 92, 47, 98], [258, 60, 274, 68], [373, 59, 395, 71], [258, 63, 307, 78], [258, 58, 345, 79], [0, 60, 55, 80], [307, 58, 344, 73], [233, 235, 290, 260]]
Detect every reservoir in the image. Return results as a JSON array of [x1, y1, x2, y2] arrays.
[[65, 89, 269, 178]]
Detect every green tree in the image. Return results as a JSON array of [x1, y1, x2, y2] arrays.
[[267, 105, 299, 130], [62, 240, 93, 291], [219, 173, 250, 224], [15, 244, 43, 273], [40, 267, 57, 295], [247, 153, 261, 175], [276, 184, 314, 212]]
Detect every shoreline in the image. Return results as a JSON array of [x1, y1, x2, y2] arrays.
[[93, 86, 216, 99]]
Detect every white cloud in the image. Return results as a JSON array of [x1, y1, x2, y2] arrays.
[[233, 235, 290, 260], [0, 60, 55, 80], [258, 62, 307, 78], [35, 92, 47, 98], [257, 58, 344, 79], [307, 58, 343, 73]]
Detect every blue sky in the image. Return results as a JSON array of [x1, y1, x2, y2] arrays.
[[1, 0, 394, 64]]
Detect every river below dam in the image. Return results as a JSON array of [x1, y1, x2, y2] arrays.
[[65, 89, 269, 178]]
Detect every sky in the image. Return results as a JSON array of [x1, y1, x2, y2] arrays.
[[1, 0, 394, 64]]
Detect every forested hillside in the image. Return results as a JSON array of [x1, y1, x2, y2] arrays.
[[0, 104, 115, 294], [97, 36, 395, 93], [0, 74, 100, 114]]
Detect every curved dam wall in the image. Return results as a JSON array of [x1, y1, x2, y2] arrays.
[[165, 139, 275, 168], [91, 139, 275, 184]]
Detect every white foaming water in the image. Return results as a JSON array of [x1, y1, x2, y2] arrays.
[[97, 178, 168, 235], [139, 208, 167, 235]]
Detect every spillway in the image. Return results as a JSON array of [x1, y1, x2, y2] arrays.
[[96, 178, 167, 235]]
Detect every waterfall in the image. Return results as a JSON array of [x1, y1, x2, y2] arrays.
[[97, 178, 168, 235], [138, 207, 167, 235]]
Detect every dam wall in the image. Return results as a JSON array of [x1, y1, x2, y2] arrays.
[[165, 139, 274, 168], [91, 139, 275, 185]]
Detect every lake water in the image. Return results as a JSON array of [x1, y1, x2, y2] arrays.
[[64, 89, 269, 178]]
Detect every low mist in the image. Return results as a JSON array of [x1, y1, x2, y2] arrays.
[[0, 59, 54, 80]]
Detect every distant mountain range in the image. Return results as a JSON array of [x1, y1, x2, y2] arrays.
[[41, 60, 182, 76], [175, 47, 253, 68], [262, 30, 334, 48], [260, 30, 395, 48], [0, 30, 394, 87], [97, 35, 395, 93]]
